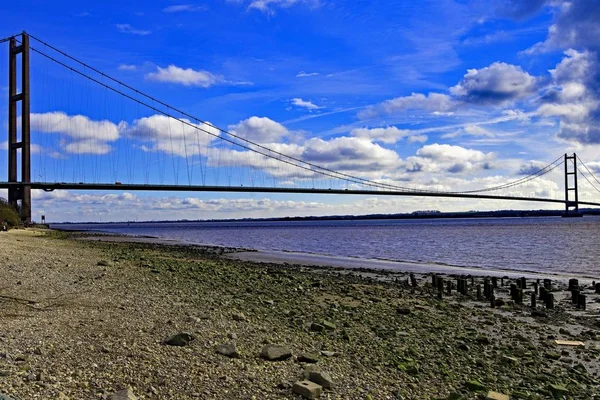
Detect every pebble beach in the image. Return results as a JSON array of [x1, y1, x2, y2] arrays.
[[0, 229, 599, 399]]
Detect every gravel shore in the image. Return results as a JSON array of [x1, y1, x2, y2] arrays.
[[0, 229, 599, 399]]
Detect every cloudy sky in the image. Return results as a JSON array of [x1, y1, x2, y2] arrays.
[[1, 0, 600, 222]]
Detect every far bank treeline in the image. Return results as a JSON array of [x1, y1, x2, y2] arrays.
[[0, 198, 19, 227]]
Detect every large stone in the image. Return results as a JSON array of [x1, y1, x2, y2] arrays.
[[232, 312, 247, 322], [297, 353, 319, 363], [322, 320, 336, 331], [293, 380, 322, 399], [303, 365, 321, 379], [109, 388, 137, 400], [476, 336, 491, 345], [544, 352, 561, 361], [308, 370, 334, 389], [164, 332, 195, 347], [396, 307, 412, 315], [466, 380, 486, 392], [486, 391, 509, 400], [310, 323, 325, 332], [320, 350, 336, 357], [547, 384, 568, 397], [97, 260, 112, 267], [501, 355, 518, 365], [260, 344, 292, 361], [215, 343, 240, 358]]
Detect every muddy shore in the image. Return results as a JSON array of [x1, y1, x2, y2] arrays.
[[0, 229, 599, 399]]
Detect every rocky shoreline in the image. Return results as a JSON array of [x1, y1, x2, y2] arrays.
[[0, 229, 599, 399]]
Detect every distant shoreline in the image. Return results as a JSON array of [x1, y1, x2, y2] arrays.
[[49, 208, 600, 225]]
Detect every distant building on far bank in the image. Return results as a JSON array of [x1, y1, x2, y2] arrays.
[[411, 210, 441, 216]]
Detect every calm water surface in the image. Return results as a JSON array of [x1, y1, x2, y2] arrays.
[[53, 216, 600, 277]]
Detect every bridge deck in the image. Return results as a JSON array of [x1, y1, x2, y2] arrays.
[[2, 182, 600, 207]]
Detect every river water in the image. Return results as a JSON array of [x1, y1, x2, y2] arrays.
[[53, 216, 600, 278]]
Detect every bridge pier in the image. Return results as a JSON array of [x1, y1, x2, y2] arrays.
[[7, 32, 31, 224], [563, 153, 581, 218]]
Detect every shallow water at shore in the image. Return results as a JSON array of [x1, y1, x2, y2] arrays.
[[53, 215, 600, 278]]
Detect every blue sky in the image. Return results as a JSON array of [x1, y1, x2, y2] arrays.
[[1, 0, 600, 222]]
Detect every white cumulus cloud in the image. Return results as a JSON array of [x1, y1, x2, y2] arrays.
[[417, 144, 494, 163], [350, 126, 414, 144], [291, 98, 321, 110], [146, 65, 223, 87], [228, 116, 292, 143], [537, 50, 600, 144], [525, 0, 600, 53], [31, 111, 122, 155], [122, 114, 219, 157], [358, 93, 455, 119], [450, 62, 537, 104]]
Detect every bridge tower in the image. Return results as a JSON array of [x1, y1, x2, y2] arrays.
[[7, 32, 31, 224], [563, 153, 580, 217]]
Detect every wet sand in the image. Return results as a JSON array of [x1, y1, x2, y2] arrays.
[[228, 250, 594, 283]]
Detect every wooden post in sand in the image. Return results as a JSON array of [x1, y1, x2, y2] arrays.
[[459, 279, 468, 295], [568, 278, 579, 291], [539, 287, 547, 302], [531, 292, 536, 308], [510, 284, 517, 301], [571, 290, 580, 305], [490, 294, 495, 308], [410, 273, 417, 287], [577, 294, 586, 310], [516, 289, 523, 305], [477, 284, 482, 300], [546, 293, 554, 309]]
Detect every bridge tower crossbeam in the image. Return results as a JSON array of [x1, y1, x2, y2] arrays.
[[7, 32, 31, 224]]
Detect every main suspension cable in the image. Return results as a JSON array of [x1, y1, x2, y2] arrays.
[[17, 32, 577, 199], [26, 33, 425, 193], [577, 167, 600, 195], [452, 156, 564, 194], [577, 155, 600, 188], [26, 44, 416, 192]]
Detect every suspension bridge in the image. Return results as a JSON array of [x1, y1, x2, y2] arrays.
[[2, 32, 600, 224]]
